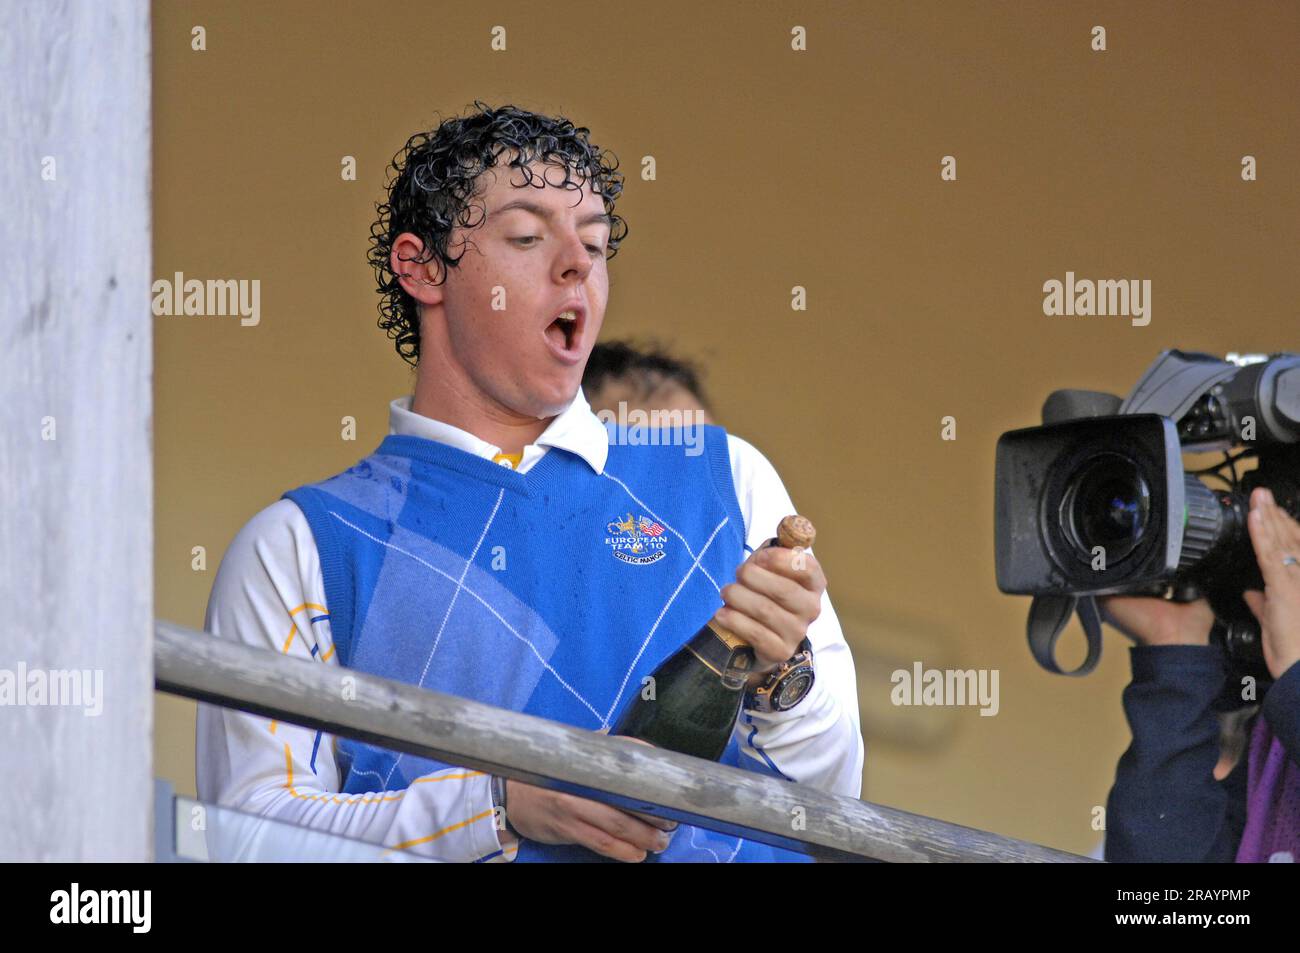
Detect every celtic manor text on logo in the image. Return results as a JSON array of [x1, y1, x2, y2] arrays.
[[605, 512, 667, 565]]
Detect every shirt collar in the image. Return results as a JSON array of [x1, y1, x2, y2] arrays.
[[388, 387, 609, 474]]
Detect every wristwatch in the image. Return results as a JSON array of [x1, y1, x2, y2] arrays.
[[745, 638, 815, 712]]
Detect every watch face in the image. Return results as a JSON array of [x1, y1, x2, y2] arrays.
[[774, 669, 814, 710]]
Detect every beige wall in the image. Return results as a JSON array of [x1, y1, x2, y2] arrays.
[[152, 0, 1300, 856]]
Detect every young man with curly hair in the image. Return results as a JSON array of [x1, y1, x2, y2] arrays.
[[197, 102, 864, 863]]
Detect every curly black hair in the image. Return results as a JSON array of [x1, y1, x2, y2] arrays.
[[582, 339, 712, 414], [368, 100, 629, 366]]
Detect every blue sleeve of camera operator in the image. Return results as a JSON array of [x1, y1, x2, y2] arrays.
[[1262, 659, 1300, 770], [1104, 645, 1247, 863]]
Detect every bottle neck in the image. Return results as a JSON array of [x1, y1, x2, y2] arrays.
[[687, 622, 754, 690]]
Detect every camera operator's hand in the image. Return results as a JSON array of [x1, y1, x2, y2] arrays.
[[1098, 592, 1215, 647], [1242, 487, 1300, 681]]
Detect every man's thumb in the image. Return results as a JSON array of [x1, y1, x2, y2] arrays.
[[1243, 589, 1266, 620]]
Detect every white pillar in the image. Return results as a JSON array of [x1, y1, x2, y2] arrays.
[[0, 0, 153, 860]]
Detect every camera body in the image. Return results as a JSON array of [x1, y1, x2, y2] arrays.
[[994, 350, 1300, 682]]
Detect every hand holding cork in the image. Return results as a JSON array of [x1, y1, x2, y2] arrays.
[[713, 514, 825, 680]]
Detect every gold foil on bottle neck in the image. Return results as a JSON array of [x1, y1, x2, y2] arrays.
[[706, 620, 748, 651]]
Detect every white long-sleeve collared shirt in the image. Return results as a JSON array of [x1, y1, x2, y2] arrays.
[[195, 388, 864, 862]]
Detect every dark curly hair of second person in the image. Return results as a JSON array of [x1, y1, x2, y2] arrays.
[[368, 100, 629, 366], [583, 340, 713, 416]]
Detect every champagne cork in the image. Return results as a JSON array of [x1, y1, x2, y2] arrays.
[[776, 514, 816, 550]]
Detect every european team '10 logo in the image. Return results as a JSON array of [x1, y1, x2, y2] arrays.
[[605, 513, 667, 564]]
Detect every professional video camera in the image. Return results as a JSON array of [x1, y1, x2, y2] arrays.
[[995, 350, 1300, 685]]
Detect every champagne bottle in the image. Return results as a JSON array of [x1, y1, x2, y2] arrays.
[[611, 515, 816, 761]]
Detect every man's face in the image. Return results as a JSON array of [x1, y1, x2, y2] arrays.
[[421, 155, 612, 420]]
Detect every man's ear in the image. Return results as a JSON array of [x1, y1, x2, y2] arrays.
[[391, 232, 445, 307]]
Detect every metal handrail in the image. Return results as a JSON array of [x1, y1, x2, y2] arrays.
[[155, 619, 1093, 862]]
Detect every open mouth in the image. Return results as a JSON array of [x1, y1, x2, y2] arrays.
[[543, 306, 585, 359]]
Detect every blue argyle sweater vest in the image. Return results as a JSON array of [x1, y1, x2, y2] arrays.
[[282, 424, 810, 863]]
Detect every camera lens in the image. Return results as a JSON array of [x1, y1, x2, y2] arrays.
[[1061, 454, 1151, 563]]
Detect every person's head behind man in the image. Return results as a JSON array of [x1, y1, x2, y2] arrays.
[[582, 340, 713, 424], [370, 101, 628, 448]]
